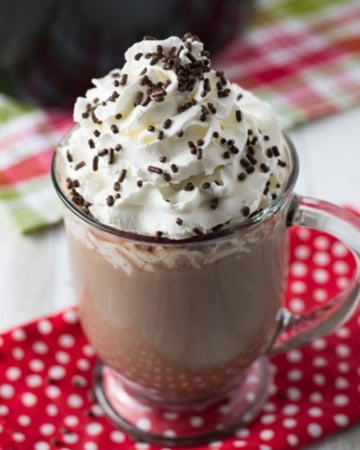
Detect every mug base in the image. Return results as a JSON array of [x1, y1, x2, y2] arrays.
[[93, 356, 271, 446]]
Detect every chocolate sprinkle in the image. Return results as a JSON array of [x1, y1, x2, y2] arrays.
[[66, 151, 73, 162], [93, 130, 101, 137], [75, 161, 86, 171], [82, 112, 89, 119], [113, 182, 120, 191], [202, 182, 210, 189], [159, 156, 167, 163], [223, 151, 230, 159], [213, 131, 219, 138], [242, 206, 250, 217], [272, 146, 280, 157], [156, 231, 163, 237], [237, 172, 246, 181], [177, 130, 184, 137], [148, 165, 163, 174], [108, 148, 115, 164], [246, 166, 255, 174], [197, 148, 203, 159], [98, 148, 108, 157], [115, 113, 122, 120], [184, 182, 194, 191], [137, 180, 143, 187], [113, 79, 120, 87], [92, 156, 99, 171], [176, 217, 183, 225], [110, 124, 119, 134], [134, 91, 144, 107], [235, 110, 242, 122], [210, 198, 218, 210], [106, 195, 114, 206], [88, 139, 95, 149], [163, 118, 172, 129], [278, 159, 287, 167], [260, 163, 270, 172], [170, 164, 178, 173], [147, 125, 155, 132], [193, 227, 204, 236], [158, 130, 164, 140], [120, 74, 128, 85], [115, 144, 122, 152], [118, 169, 127, 183], [163, 172, 171, 182]]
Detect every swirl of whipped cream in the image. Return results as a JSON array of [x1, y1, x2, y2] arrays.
[[61, 34, 290, 239]]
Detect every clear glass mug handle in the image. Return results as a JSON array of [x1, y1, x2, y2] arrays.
[[267, 194, 360, 354]]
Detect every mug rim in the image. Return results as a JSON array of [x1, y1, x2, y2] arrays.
[[51, 131, 299, 245]]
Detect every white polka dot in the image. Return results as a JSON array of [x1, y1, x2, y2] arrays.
[[67, 394, 84, 408], [336, 327, 350, 339], [314, 236, 330, 250], [262, 402, 276, 413], [287, 369, 303, 381], [77, 359, 91, 371], [83, 344, 96, 357], [311, 338, 327, 351], [335, 377, 349, 389], [46, 385, 61, 399], [40, 423, 55, 436], [84, 443, 98, 450], [332, 242, 349, 257], [163, 430, 177, 438], [34, 442, 50, 450], [259, 429, 274, 441], [208, 440, 222, 448], [291, 281, 306, 294], [32, 341, 49, 354], [110, 431, 126, 443], [310, 392, 323, 403], [334, 394, 349, 407], [235, 428, 249, 438], [259, 445, 272, 450], [287, 387, 301, 401], [313, 356, 327, 368], [13, 432, 25, 442], [289, 298, 305, 312], [189, 416, 204, 428], [307, 423, 322, 438], [59, 334, 75, 348], [135, 443, 150, 450], [338, 362, 350, 373], [12, 347, 24, 360], [48, 365, 66, 380], [297, 228, 311, 240], [313, 374, 326, 386], [55, 351, 71, 365], [333, 261, 349, 274], [90, 404, 104, 417], [337, 277, 350, 289], [313, 289, 328, 303], [260, 414, 276, 425], [63, 309, 79, 324], [12, 328, 26, 341], [22, 392, 37, 407], [232, 441, 246, 448], [287, 349, 302, 363], [336, 344, 351, 358], [334, 414, 349, 427], [282, 404, 299, 416], [313, 251, 330, 266], [18, 415, 31, 426], [308, 407, 323, 418], [291, 262, 307, 277], [313, 268, 329, 284], [46, 404, 58, 416], [0, 405, 8, 416], [0, 384, 14, 399], [295, 244, 310, 259], [287, 434, 299, 447], [86, 423, 103, 436], [163, 411, 179, 421], [64, 415, 79, 427], [63, 432, 79, 444], [283, 418, 297, 429], [37, 319, 53, 335], [6, 366, 21, 381], [26, 374, 42, 388], [29, 359, 45, 372]]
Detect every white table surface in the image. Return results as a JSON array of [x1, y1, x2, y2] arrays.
[[1, 107, 360, 449]]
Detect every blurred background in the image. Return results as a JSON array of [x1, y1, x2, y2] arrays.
[[0, 0, 254, 107]]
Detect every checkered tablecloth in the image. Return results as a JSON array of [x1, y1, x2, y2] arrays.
[[1, 0, 360, 233]]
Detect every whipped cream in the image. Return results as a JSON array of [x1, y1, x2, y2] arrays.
[[61, 34, 290, 239]]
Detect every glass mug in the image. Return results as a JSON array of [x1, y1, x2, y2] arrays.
[[52, 132, 360, 445]]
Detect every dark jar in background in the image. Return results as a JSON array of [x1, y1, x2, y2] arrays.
[[0, 0, 254, 108]]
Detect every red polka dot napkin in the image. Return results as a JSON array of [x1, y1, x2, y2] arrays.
[[0, 227, 360, 450]]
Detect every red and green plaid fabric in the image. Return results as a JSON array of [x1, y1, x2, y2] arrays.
[[1, 0, 360, 233]]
